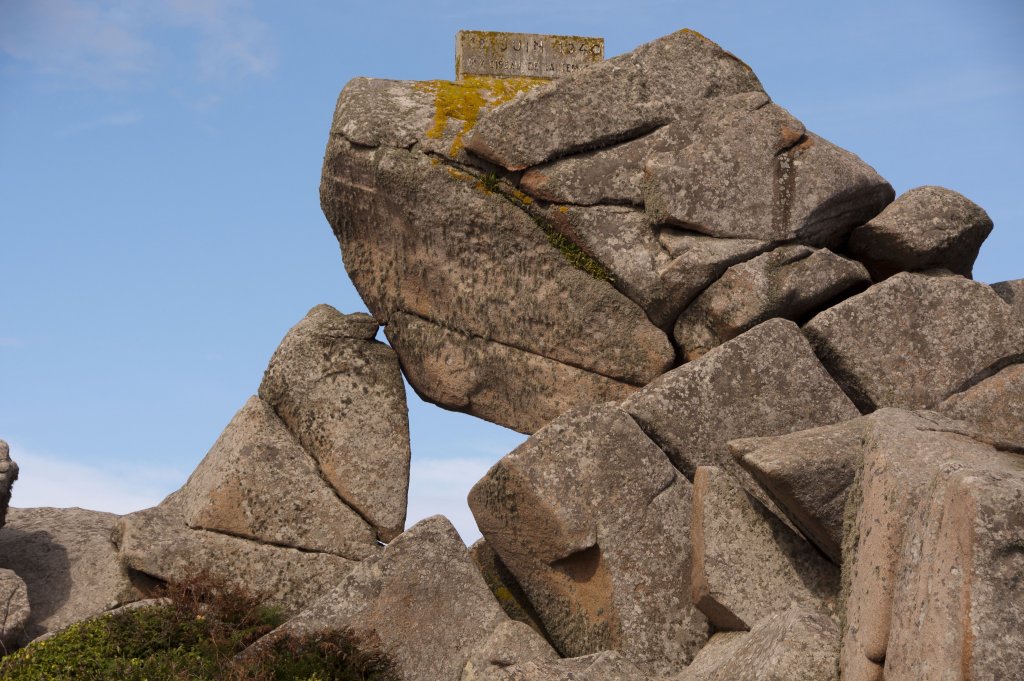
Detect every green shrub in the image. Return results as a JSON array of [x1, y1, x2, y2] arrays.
[[0, 573, 394, 681]]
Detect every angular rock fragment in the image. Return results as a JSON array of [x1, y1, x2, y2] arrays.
[[466, 29, 765, 170], [0, 568, 29, 649], [470, 538, 547, 638], [468, 404, 708, 674], [177, 395, 378, 559], [253, 516, 510, 681], [461, 620, 558, 681], [0, 440, 17, 529], [645, 96, 893, 246], [847, 185, 993, 279], [804, 272, 1024, 411], [321, 135, 673, 427], [884, 451, 1024, 680], [386, 312, 637, 434], [937, 363, 1024, 447], [259, 305, 410, 541], [675, 245, 869, 360], [992, 278, 1024, 323], [839, 410, 1015, 680], [496, 651, 653, 681], [623, 318, 859, 524], [116, 495, 356, 617], [0, 507, 140, 644], [729, 418, 872, 563], [690, 467, 838, 630], [675, 607, 839, 681]]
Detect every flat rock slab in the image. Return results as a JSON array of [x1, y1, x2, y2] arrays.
[[456, 31, 604, 80], [675, 245, 869, 360], [259, 305, 410, 541], [937, 363, 1024, 447], [115, 496, 357, 618], [884, 451, 1024, 680], [0, 440, 16, 529], [847, 185, 993, 279], [468, 404, 708, 674], [675, 607, 839, 681], [386, 312, 637, 434], [178, 395, 377, 559], [804, 271, 1024, 411], [623, 318, 859, 523], [838, 409, 1015, 680], [0, 507, 140, 644], [691, 466, 838, 630], [465, 29, 765, 170], [256, 516, 512, 681], [0, 567, 29, 648]]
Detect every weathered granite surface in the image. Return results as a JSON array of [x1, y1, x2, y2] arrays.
[[0, 441, 16, 529], [0, 568, 29, 649]]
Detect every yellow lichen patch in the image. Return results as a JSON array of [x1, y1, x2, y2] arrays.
[[415, 76, 548, 155]]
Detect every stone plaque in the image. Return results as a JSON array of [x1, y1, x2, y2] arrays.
[[456, 30, 604, 80]]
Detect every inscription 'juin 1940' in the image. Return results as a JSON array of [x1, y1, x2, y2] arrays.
[[456, 30, 604, 80]]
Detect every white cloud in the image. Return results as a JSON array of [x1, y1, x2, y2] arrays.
[[0, 0, 274, 87], [404, 456, 493, 545], [4, 441, 184, 515]]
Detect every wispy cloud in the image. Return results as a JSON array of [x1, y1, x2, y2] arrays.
[[4, 441, 184, 514], [0, 0, 275, 88], [405, 456, 493, 544]]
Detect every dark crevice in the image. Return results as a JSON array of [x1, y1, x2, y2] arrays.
[[190, 524, 361, 560], [793, 279, 872, 328]]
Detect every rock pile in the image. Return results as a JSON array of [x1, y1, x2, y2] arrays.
[[1, 28, 1021, 681]]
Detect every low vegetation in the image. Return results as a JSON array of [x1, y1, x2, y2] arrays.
[[0, 574, 394, 681]]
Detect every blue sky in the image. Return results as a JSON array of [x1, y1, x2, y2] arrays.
[[1, 0, 1022, 542]]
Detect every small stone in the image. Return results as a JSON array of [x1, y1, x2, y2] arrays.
[[0, 507, 141, 644], [674, 245, 869, 360], [690, 466, 838, 630], [846, 185, 993, 279], [804, 272, 1024, 411], [259, 304, 410, 541]]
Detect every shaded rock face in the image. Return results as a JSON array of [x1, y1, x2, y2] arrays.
[[0, 440, 17, 529], [324, 28, 894, 431], [468, 404, 708, 674], [0, 508, 141, 644], [259, 305, 410, 541], [0, 568, 29, 649], [469, 539, 548, 639], [847, 185, 993, 279], [804, 272, 1024, 411], [254, 516, 538, 681]]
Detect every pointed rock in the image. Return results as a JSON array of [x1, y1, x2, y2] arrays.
[[0, 568, 29, 649], [252, 516, 510, 681], [468, 404, 708, 674], [385, 312, 637, 434], [691, 467, 838, 630], [116, 496, 357, 618], [674, 244, 869, 360], [937, 363, 1024, 447], [846, 185, 993, 279], [623, 318, 859, 525], [804, 272, 1024, 411], [675, 607, 839, 681], [461, 620, 558, 681], [884, 450, 1024, 680], [178, 396, 378, 559], [259, 304, 410, 541], [0, 507, 141, 644], [465, 29, 765, 170]]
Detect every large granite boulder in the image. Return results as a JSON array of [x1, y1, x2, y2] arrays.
[[468, 404, 708, 674], [0, 507, 141, 645], [0, 440, 16, 529], [0, 568, 29, 649], [249, 516, 544, 681], [804, 272, 1024, 411], [690, 466, 837, 630], [847, 185, 993, 280], [937, 363, 1024, 447], [674, 607, 840, 681], [259, 305, 410, 541], [674, 244, 869, 360], [176, 395, 378, 559], [883, 450, 1024, 680]]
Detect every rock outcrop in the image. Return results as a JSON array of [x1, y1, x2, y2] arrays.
[[0, 441, 17, 529]]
